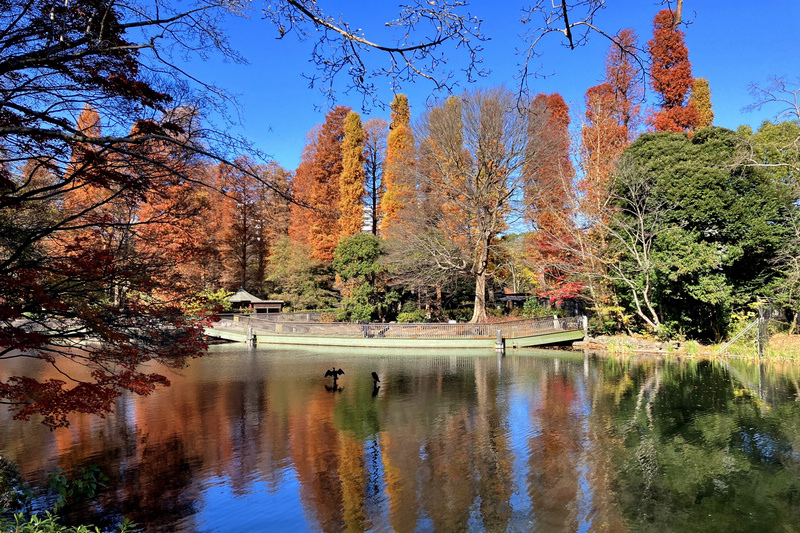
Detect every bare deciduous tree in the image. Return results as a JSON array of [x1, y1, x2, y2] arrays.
[[391, 88, 549, 322], [363, 118, 388, 236]]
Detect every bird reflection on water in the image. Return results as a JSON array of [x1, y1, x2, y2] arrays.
[[371, 371, 380, 396], [324, 367, 344, 392]]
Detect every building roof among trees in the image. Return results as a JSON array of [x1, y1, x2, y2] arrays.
[[228, 288, 267, 304]]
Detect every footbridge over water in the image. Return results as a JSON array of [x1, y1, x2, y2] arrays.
[[206, 315, 587, 350]]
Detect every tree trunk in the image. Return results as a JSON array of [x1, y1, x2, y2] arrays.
[[470, 270, 488, 323], [470, 235, 491, 323]]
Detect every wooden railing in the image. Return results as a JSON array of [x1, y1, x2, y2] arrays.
[[262, 311, 328, 322], [213, 315, 585, 340]]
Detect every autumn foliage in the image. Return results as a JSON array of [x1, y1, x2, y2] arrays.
[[0, 0, 261, 427], [3, 0, 780, 429], [690, 77, 714, 129], [380, 94, 415, 236], [525, 95, 574, 272], [648, 9, 698, 132], [605, 29, 644, 137], [339, 111, 366, 239], [289, 106, 350, 262], [579, 83, 628, 220]]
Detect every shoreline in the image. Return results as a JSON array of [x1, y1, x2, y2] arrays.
[[574, 333, 800, 361]]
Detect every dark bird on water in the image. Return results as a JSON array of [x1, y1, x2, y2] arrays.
[[325, 367, 344, 379], [371, 372, 380, 383]]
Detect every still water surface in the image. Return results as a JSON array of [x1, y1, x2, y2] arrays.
[[3, 345, 800, 532]]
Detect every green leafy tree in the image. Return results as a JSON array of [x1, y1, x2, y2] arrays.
[[265, 237, 337, 310], [744, 120, 800, 329], [605, 128, 793, 340], [333, 233, 396, 322]]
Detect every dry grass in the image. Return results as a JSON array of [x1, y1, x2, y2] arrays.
[[718, 333, 800, 360], [768, 333, 800, 354]]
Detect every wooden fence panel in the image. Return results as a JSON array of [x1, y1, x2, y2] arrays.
[[220, 315, 585, 340]]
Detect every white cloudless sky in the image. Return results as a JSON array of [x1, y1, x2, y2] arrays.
[[183, 0, 800, 172]]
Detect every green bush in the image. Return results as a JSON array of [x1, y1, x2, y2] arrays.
[[182, 288, 233, 316], [589, 316, 620, 336], [444, 308, 473, 322], [48, 466, 107, 512], [684, 340, 701, 356], [487, 307, 506, 318], [0, 512, 136, 533], [1, 456, 31, 512], [0, 463, 135, 533], [397, 310, 427, 323], [521, 298, 564, 318]]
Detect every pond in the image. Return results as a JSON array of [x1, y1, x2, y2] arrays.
[[2, 345, 800, 532]]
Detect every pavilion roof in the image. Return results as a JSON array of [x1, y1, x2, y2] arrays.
[[228, 287, 267, 304]]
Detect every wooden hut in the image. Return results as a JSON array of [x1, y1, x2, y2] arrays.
[[228, 288, 283, 314]]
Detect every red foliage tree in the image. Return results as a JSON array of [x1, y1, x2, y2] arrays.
[[289, 106, 350, 262], [216, 160, 264, 290], [213, 159, 291, 292], [648, 9, 698, 133], [579, 83, 628, 221], [0, 0, 257, 427], [524, 93, 583, 302]]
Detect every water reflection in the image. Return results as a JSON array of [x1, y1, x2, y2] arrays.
[[2, 347, 800, 532]]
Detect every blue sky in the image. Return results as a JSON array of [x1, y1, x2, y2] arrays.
[[187, 0, 800, 172]]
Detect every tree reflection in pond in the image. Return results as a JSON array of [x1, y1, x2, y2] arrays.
[[2, 347, 800, 532]]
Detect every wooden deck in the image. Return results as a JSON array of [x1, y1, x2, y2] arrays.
[[205, 315, 587, 349]]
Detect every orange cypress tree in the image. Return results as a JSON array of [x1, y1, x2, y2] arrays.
[[525, 93, 573, 228], [338, 111, 366, 239], [579, 83, 628, 220], [525, 93, 581, 302], [648, 9, 698, 133], [380, 94, 415, 236], [579, 31, 643, 224], [59, 105, 143, 307], [215, 160, 263, 290], [289, 106, 350, 262], [289, 136, 318, 248]]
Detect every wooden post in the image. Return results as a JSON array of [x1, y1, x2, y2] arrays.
[[757, 303, 769, 358], [495, 329, 505, 355]]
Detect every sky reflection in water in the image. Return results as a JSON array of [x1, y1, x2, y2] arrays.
[[2, 346, 800, 532]]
